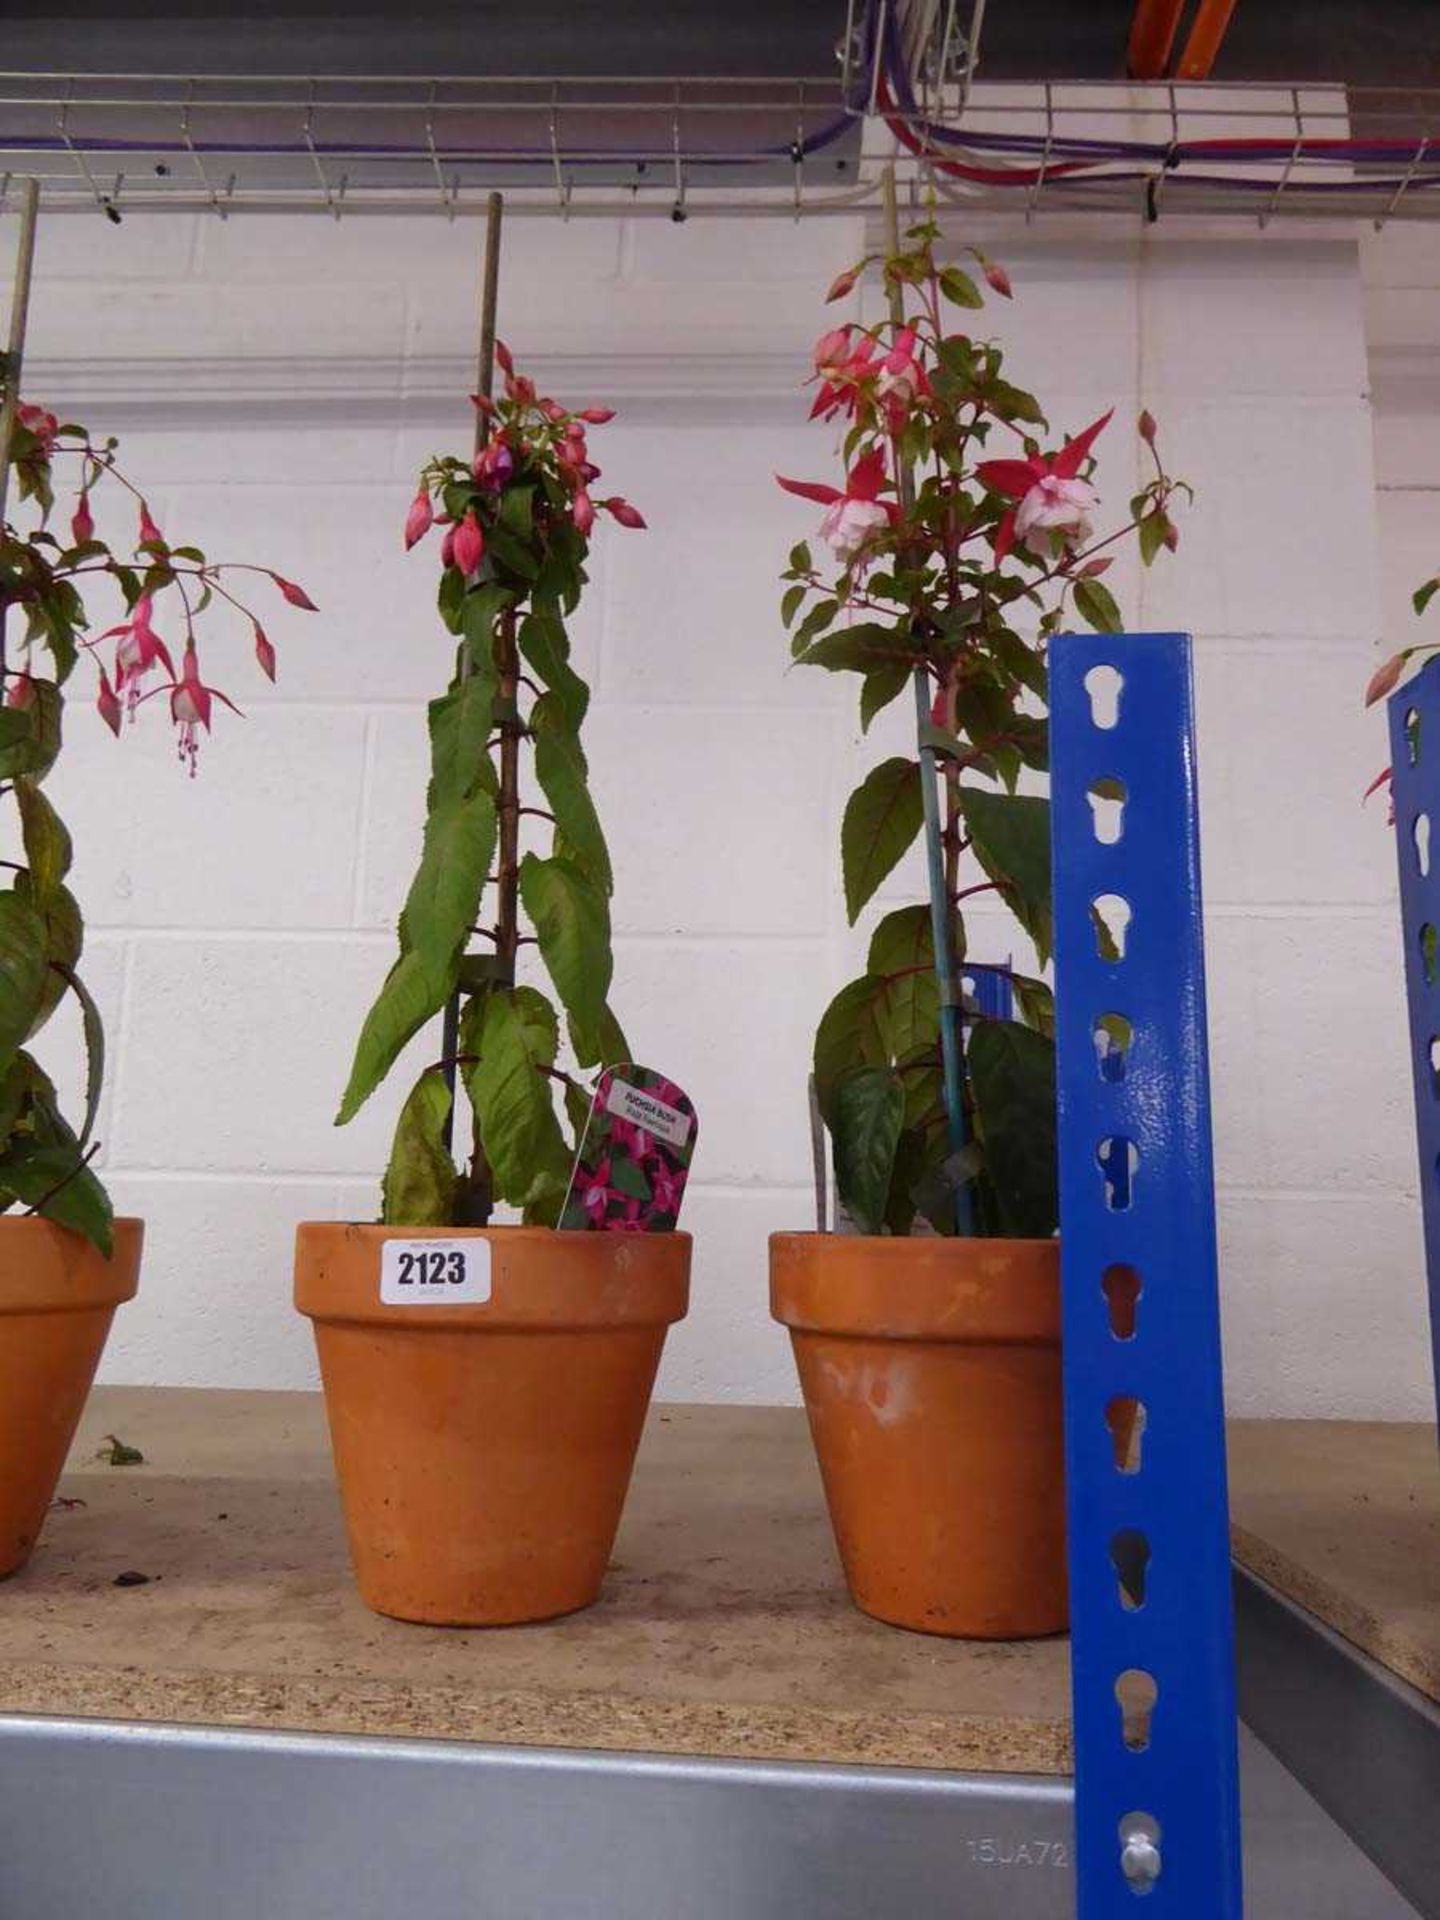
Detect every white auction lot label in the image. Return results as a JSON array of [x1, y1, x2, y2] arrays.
[[380, 1238, 492, 1306]]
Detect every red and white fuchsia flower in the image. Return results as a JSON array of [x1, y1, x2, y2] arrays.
[[976, 410, 1112, 561], [170, 642, 241, 776], [777, 447, 894, 564]]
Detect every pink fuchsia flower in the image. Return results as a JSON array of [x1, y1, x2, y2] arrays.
[[15, 403, 58, 452], [603, 497, 645, 530], [96, 666, 122, 736], [169, 642, 240, 775], [102, 596, 176, 715], [776, 446, 895, 563], [403, 490, 433, 550], [272, 574, 318, 611], [452, 509, 484, 577], [473, 437, 514, 490], [252, 620, 277, 683], [572, 489, 596, 536], [809, 327, 879, 422], [440, 523, 457, 570], [876, 326, 928, 417], [5, 673, 35, 709], [976, 409, 1112, 562], [650, 1161, 685, 1216], [609, 1117, 655, 1163], [576, 1154, 614, 1225]]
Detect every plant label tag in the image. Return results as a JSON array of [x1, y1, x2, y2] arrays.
[[559, 1065, 698, 1233], [379, 1238, 492, 1306]]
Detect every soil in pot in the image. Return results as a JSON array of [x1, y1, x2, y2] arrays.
[[295, 1222, 690, 1627], [0, 1217, 143, 1578], [770, 1231, 1065, 1640]]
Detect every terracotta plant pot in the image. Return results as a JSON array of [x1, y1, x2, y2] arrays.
[[770, 1232, 1065, 1639], [295, 1223, 690, 1626], [0, 1216, 143, 1578]]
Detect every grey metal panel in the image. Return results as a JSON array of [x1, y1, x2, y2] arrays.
[[1236, 1566, 1440, 1920], [0, 1713, 1419, 1919]]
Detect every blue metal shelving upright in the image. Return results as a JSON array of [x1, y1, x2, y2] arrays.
[[1387, 658, 1440, 1415], [1050, 632, 1244, 1916]]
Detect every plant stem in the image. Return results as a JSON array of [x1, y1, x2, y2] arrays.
[[883, 166, 974, 1236]]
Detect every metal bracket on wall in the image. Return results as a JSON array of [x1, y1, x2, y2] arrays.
[[1386, 659, 1440, 1420], [1049, 632, 1244, 1916]]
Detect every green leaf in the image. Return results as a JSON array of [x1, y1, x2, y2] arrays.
[[15, 780, 71, 900], [938, 266, 983, 308], [967, 1020, 1057, 1237], [0, 892, 52, 1062], [381, 1067, 460, 1225], [841, 757, 924, 924], [1415, 578, 1440, 618], [797, 624, 913, 675], [788, 541, 812, 574], [866, 904, 942, 1056], [813, 945, 940, 1123], [53, 963, 104, 1152], [791, 596, 838, 659], [534, 717, 612, 892], [0, 679, 61, 782], [399, 787, 498, 994], [830, 1067, 905, 1234], [463, 986, 571, 1207], [97, 1434, 145, 1466], [1138, 512, 1165, 568], [19, 877, 81, 1033], [781, 583, 806, 629], [0, 709, 32, 751], [518, 611, 589, 729], [459, 583, 514, 670], [336, 948, 448, 1125], [572, 999, 630, 1073], [427, 673, 496, 808], [519, 854, 611, 1058], [0, 1136, 112, 1253], [860, 661, 909, 732], [1074, 578, 1123, 634], [959, 787, 1053, 967]]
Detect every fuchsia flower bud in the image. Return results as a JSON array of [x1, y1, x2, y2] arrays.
[[981, 257, 1013, 299], [404, 490, 433, 550], [577, 407, 615, 425], [1138, 409, 1158, 446], [572, 490, 596, 536], [452, 508, 484, 576], [440, 524, 457, 569], [494, 338, 514, 378], [825, 263, 861, 304], [603, 497, 646, 530], [272, 574, 318, 611], [137, 501, 165, 548], [71, 493, 94, 546], [5, 672, 35, 710], [96, 666, 122, 736], [253, 621, 276, 682]]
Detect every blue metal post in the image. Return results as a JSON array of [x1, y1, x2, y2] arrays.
[[1386, 659, 1440, 1419], [1050, 632, 1243, 1917]]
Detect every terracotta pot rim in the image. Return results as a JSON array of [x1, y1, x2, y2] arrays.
[[295, 1219, 690, 1332], [0, 1216, 144, 1316], [770, 1230, 1059, 1344]]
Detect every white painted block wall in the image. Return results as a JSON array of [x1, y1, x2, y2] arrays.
[[3, 202, 1430, 1417]]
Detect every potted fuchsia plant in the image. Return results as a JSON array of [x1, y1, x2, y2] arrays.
[[769, 214, 1185, 1638], [294, 346, 691, 1629], [0, 394, 313, 1576]]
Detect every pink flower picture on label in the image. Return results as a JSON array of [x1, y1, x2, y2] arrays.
[[559, 1066, 697, 1234]]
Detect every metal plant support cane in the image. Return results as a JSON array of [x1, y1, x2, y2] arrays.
[[1386, 658, 1440, 1422], [1049, 632, 1243, 1917], [440, 187, 504, 1159], [0, 178, 42, 675], [880, 167, 973, 1236]]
